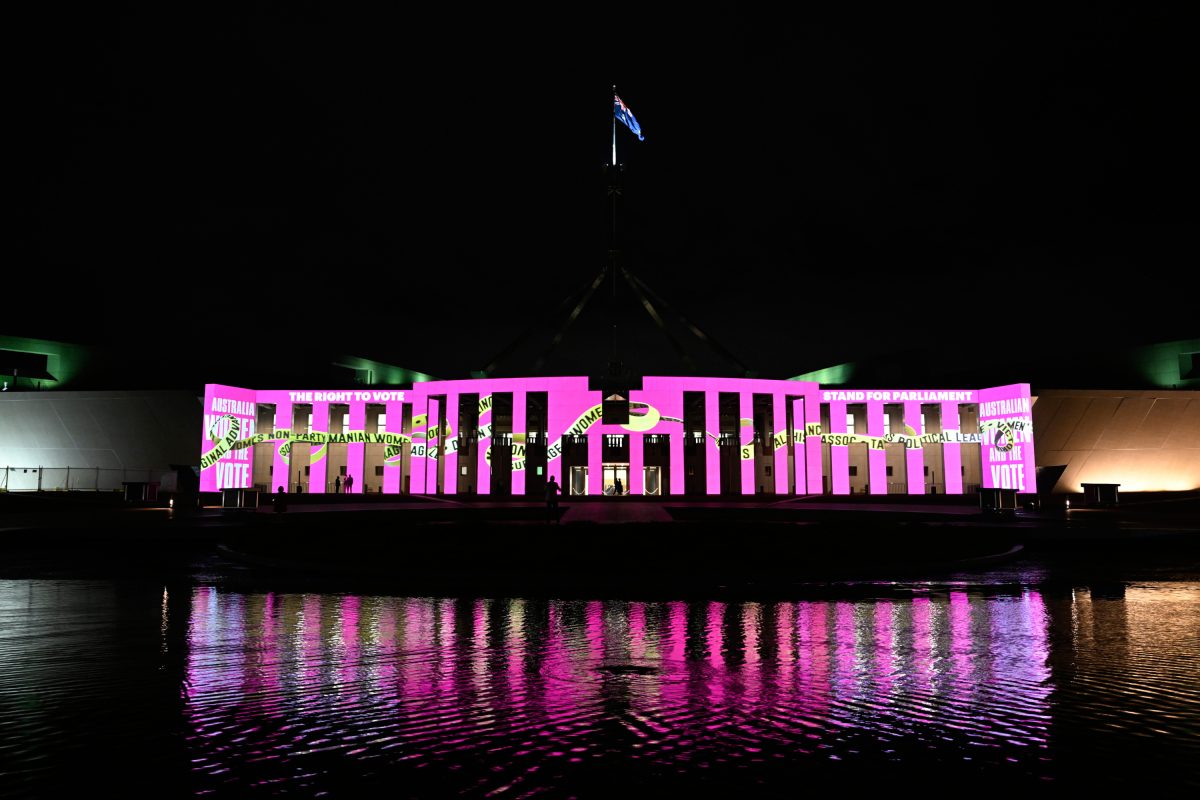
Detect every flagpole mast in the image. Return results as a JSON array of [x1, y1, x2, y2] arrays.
[[611, 84, 617, 166], [610, 85, 619, 371]]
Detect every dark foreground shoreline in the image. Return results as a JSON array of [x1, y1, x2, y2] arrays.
[[3, 491, 1197, 597]]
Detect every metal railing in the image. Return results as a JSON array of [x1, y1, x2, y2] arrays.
[[1, 466, 156, 492]]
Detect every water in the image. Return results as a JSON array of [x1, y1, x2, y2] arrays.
[[1, 576, 1198, 796]]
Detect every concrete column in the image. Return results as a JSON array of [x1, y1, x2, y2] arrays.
[[384, 399, 404, 494], [806, 397, 823, 494], [629, 433, 643, 495], [772, 393, 788, 495], [867, 401, 887, 495], [408, 398, 427, 494], [545, 383, 570, 487], [829, 400, 850, 495], [347, 401, 367, 494], [310, 401, 329, 494], [442, 392, 460, 495], [510, 389, 526, 496], [669, 425, 684, 495], [791, 397, 806, 495], [425, 397, 441, 494], [904, 401, 924, 495], [705, 389, 721, 496], [740, 392, 754, 495], [587, 422, 603, 495], [272, 400, 292, 495], [942, 401, 963, 495], [475, 392, 492, 496]]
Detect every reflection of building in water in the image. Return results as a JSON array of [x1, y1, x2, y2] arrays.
[[201, 378, 1039, 496], [183, 589, 1057, 793]]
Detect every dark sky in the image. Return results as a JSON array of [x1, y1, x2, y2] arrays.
[[26, 5, 1193, 380]]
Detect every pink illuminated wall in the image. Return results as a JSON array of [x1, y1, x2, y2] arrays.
[[979, 383, 1036, 491], [200, 378, 1033, 497], [200, 384, 258, 491]]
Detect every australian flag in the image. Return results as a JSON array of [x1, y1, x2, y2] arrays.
[[614, 93, 644, 141]]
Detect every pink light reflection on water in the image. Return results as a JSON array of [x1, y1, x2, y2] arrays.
[[947, 591, 976, 715], [335, 595, 361, 704], [910, 596, 935, 721], [741, 603, 763, 710], [629, 602, 647, 662], [177, 592, 1064, 794]]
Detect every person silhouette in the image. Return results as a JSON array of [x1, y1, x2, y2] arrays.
[[545, 476, 560, 523], [334, 474, 342, 494], [614, 476, 623, 496], [345, 474, 354, 494]]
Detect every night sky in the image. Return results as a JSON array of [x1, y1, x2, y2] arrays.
[[27, 6, 1193, 380]]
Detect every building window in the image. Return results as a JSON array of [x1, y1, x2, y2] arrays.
[[920, 413, 926, 433], [306, 413, 313, 434], [845, 413, 856, 433], [886, 466, 894, 477], [378, 412, 387, 430], [304, 466, 310, 476], [376, 466, 384, 476], [924, 465, 929, 476], [883, 415, 892, 436], [342, 413, 351, 431], [340, 466, 347, 476], [849, 466, 858, 476]]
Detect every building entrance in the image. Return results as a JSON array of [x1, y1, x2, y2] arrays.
[[602, 464, 628, 496], [569, 466, 588, 496], [643, 466, 662, 496]]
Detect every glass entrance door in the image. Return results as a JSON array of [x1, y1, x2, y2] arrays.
[[602, 464, 629, 496], [569, 466, 588, 496], [643, 466, 661, 496]]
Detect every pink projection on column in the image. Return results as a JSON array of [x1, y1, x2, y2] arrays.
[[272, 400, 292, 494], [772, 394, 788, 495], [587, 418, 603, 496], [805, 398, 823, 494], [705, 389, 721, 495], [347, 401, 366, 494], [475, 391, 492, 496], [384, 399, 404, 495], [867, 401, 887, 495], [904, 401, 924, 495], [425, 397, 440, 494], [442, 393, 459, 495], [511, 390, 526, 496], [791, 397, 806, 495], [629, 432, 643, 495], [829, 401, 850, 495], [941, 401, 963, 495], [309, 401, 329, 494], [739, 392, 754, 495]]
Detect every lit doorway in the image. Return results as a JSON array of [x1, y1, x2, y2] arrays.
[[602, 464, 629, 496], [569, 466, 588, 496], [643, 466, 661, 496]]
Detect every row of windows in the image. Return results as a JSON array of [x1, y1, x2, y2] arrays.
[[845, 412, 926, 435], [848, 465, 969, 477], [303, 413, 387, 434], [269, 465, 388, 476]]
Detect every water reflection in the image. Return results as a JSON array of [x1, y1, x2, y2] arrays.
[[5, 579, 1197, 796], [182, 590, 1066, 794]]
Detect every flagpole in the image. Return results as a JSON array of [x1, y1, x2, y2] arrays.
[[611, 84, 617, 166]]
